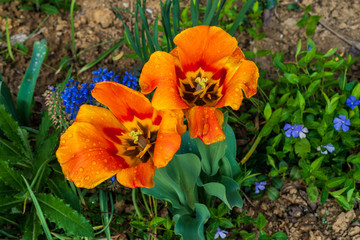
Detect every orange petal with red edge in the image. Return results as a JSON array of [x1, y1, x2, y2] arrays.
[[116, 161, 155, 188], [92, 82, 154, 127], [174, 26, 238, 72], [216, 60, 259, 110], [56, 105, 129, 189], [139, 51, 177, 94], [153, 110, 186, 168], [185, 106, 225, 145]]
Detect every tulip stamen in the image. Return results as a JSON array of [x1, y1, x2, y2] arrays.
[[129, 130, 142, 144]]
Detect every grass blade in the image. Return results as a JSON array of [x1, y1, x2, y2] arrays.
[[172, 0, 180, 36], [190, 0, 199, 26], [210, 0, 226, 26], [16, 39, 48, 125], [203, 0, 220, 26], [70, 0, 77, 61], [228, 0, 256, 36], [22, 176, 53, 240], [99, 190, 111, 240], [78, 39, 124, 74], [0, 73, 17, 121]]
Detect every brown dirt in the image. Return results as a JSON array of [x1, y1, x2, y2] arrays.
[[1, 0, 360, 239]]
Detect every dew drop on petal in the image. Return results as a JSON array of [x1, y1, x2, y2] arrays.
[[235, 88, 240, 92], [79, 168, 84, 172], [92, 161, 96, 165]]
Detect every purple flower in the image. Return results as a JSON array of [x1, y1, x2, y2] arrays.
[[317, 144, 335, 155], [346, 96, 360, 110], [214, 227, 228, 239], [255, 181, 267, 194], [284, 124, 302, 138], [299, 125, 309, 139], [333, 115, 351, 132]]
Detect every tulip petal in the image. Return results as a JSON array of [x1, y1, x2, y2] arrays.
[[185, 106, 225, 145], [215, 60, 259, 110], [174, 26, 238, 72], [56, 105, 129, 188], [116, 161, 155, 188], [153, 110, 186, 168], [92, 82, 154, 127], [139, 51, 189, 110]]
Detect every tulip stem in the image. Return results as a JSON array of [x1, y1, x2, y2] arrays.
[[132, 189, 144, 219], [240, 135, 262, 165]]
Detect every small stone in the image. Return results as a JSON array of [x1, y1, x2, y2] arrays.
[[93, 9, 115, 28], [332, 210, 356, 233]]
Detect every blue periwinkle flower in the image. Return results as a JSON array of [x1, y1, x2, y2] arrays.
[[284, 123, 302, 138], [333, 115, 351, 132], [214, 227, 228, 239], [317, 144, 335, 155], [346, 96, 359, 110], [255, 181, 267, 194]]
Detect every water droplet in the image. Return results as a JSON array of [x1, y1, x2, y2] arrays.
[[92, 161, 96, 165], [86, 139, 90, 142], [235, 88, 240, 92], [104, 159, 108, 163], [79, 168, 84, 172], [68, 133, 73, 138], [36, 53, 40, 57], [85, 176, 90, 180]]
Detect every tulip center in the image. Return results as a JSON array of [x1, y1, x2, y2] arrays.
[[179, 70, 223, 107], [123, 122, 158, 164]]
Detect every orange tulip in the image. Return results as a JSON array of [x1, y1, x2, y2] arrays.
[[56, 82, 186, 189], [139, 26, 259, 145]]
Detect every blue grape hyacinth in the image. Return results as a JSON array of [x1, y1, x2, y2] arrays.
[[61, 68, 139, 119]]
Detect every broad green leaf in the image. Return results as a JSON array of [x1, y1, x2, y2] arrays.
[[174, 203, 210, 240], [320, 187, 329, 204], [150, 217, 166, 227], [197, 137, 226, 176], [295, 39, 301, 58], [47, 176, 80, 211], [178, 131, 199, 155], [17, 40, 48, 125], [306, 15, 321, 36], [221, 176, 243, 208], [37, 193, 94, 237], [296, 90, 305, 111], [290, 166, 301, 181], [332, 194, 351, 210], [323, 47, 337, 58], [304, 80, 321, 98], [201, 182, 230, 208], [130, 220, 148, 230], [306, 185, 318, 202], [142, 153, 201, 209]]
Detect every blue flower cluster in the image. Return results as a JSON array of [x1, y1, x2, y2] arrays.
[[61, 68, 139, 119], [283, 124, 308, 139]]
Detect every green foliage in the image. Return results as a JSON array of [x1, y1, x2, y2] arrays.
[[296, 5, 321, 36], [15, 0, 76, 14], [247, 38, 360, 210]]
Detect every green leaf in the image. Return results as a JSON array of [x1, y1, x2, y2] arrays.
[[296, 90, 305, 111], [228, 0, 256, 36], [37, 193, 94, 237], [290, 166, 301, 181], [22, 208, 42, 240], [130, 220, 148, 230], [0, 161, 25, 191], [47, 176, 80, 211], [266, 186, 280, 201], [17, 40, 48, 125], [351, 82, 360, 98], [254, 213, 267, 230], [323, 47, 337, 58], [0, 79, 17, 121], [304, 80, 321, 98], [306, 15, 321, 36], [326, 176, 346, 188], [197, 137, 226, 176], [265, 0, 277, 9], [306, 185, 318, 202], [310, 156, 324, 172], [221, 176, 243, 208], [150, 217, 166, 227], [295, 39, 302, 59], [40, 4, 60, 14], [284, 73, 299, 84], [264, 103, 272, 121], [201, 182, 231, 209], [294, 138, 311, 159], [271, 232, 288, 240], [142, 153, 201, 209], [174, 203, 210, 240], [332, 195, 351, 210], [0, 196, 23, 213], [320, 187, 329, 204]]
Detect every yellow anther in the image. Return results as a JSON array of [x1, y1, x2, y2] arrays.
[[195, 77, 208, 90], [129, 130, 142, 144]]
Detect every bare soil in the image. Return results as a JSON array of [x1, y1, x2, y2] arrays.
[[1, 0, 360, 239]]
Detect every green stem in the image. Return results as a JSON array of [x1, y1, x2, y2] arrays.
[[240, 135, 262, 165], [5, 18, 15, 61], [23, 15, 50, 43], [132, 189, 144, 219], [70, 0, 77, 61], [141, 191, 152, 217]]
